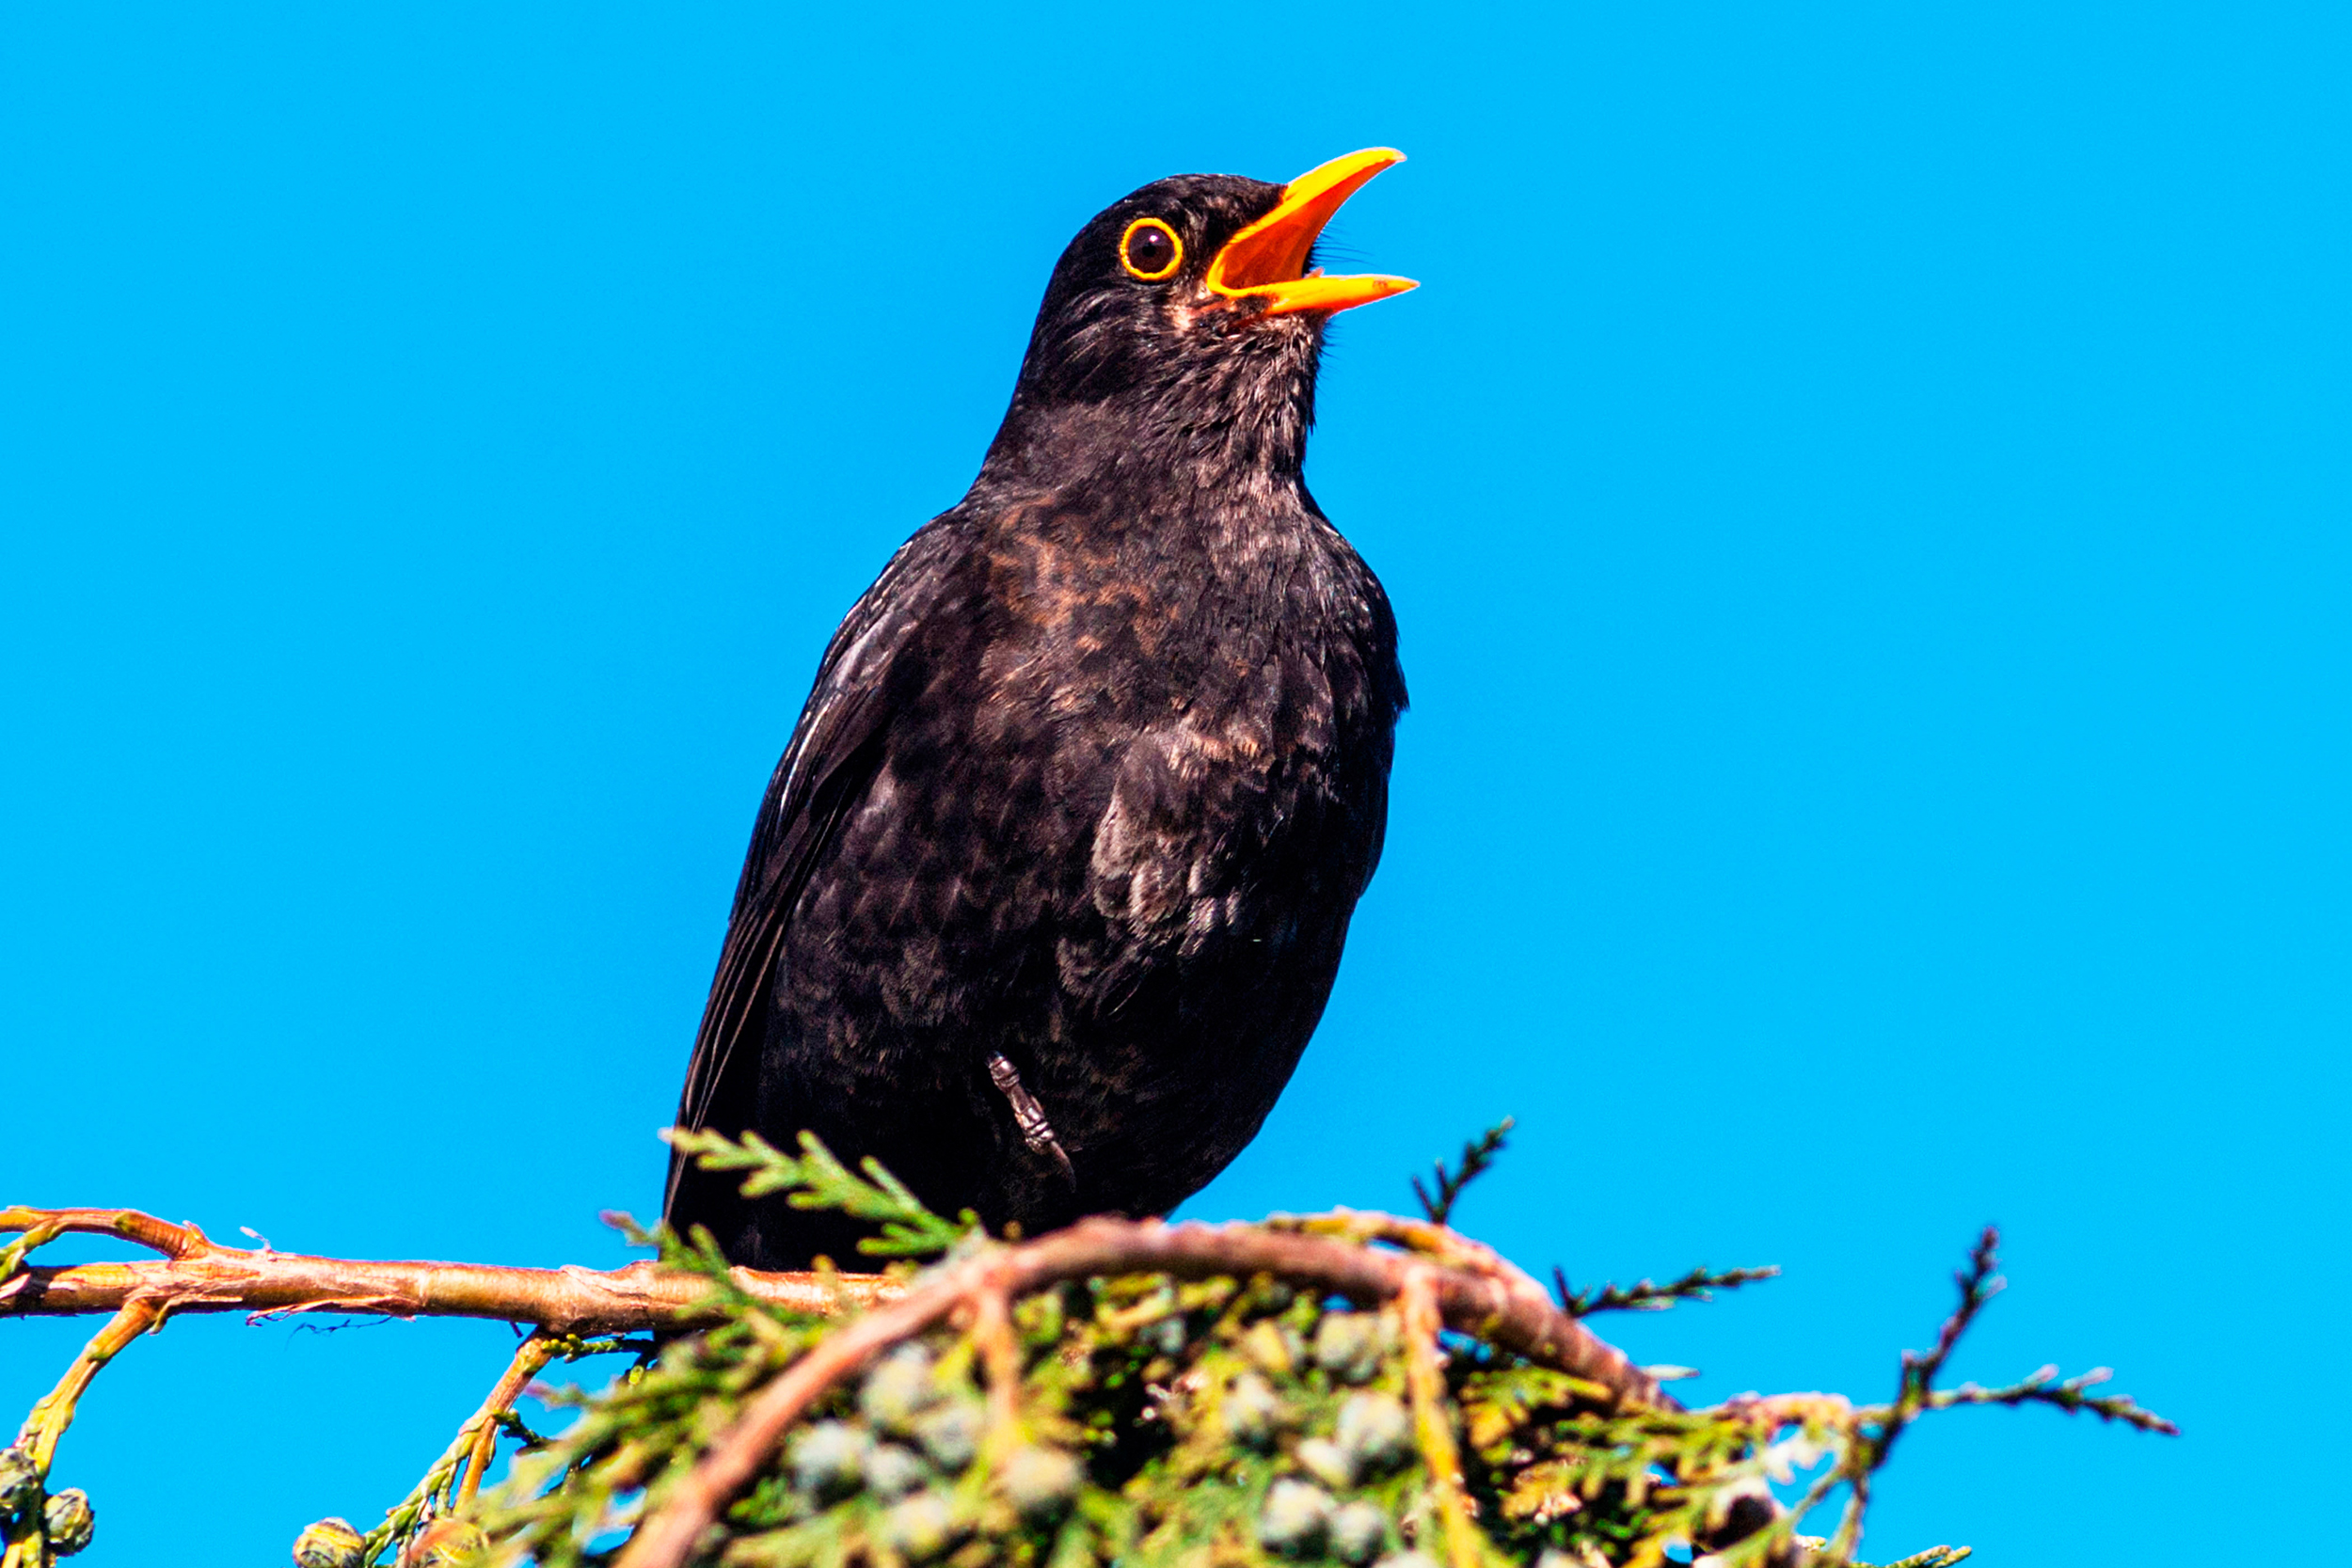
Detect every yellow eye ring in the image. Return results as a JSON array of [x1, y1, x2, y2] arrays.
[[1119, 216, 1184, 281]]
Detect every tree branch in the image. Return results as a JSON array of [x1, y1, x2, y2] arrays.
[[0, 1205, 895, 1332], [8, 1202, 1674, 1568], [0, 1206, 1659, 1406]]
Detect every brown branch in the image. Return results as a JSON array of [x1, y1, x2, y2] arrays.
[[1268, 1207, 1553, 1303], [0, 1206, 896, 1333], [460, 1414, 503, 1512], [8, 1205, 1665, 1568], [613, 1253, 1004, 1568], [0, 1206, 212, 1263], [616, 1215, 1672, 1568], [967, 1284, 1024, 1451], [0, 1207, 1660, 1407]]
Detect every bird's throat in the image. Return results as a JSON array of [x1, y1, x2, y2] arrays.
[[980, 339, 1320, 509]]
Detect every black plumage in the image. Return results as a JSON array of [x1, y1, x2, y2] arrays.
[[664, 153, 1415, 1269]]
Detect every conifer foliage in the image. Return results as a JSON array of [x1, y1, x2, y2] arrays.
[[0, 1126, 2169, 1568]]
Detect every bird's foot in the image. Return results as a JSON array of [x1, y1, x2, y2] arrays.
[[986, 1053, 1078, 1190]]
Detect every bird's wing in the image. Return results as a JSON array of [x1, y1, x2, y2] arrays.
[[663, 518, 972, 1217]]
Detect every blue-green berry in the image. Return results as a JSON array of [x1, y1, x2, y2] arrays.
[[1221, 1373, 1284, 1449], [0, 1447, 37, 1518], [41, 1488, 94, 1557], [914, 1400, 985, 1472], [1336, 1392, 1413, 1473], [876, 1492, 957, 1560], [1328, 1500, 1389, 1563], [1311, 1313, 1385, 1384], [292, 1516, 366, 1568], [999, 1446, 1081, 1519], [790, 1420, 872, 1500], [859, 1346, 941, 1436], [865, 1443, 929, 1500], [1257, 1479, 1333, 1554], [1295, 1436, 1358, 1491]]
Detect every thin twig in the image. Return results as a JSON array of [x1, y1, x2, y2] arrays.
[[1410, 1118, 1513, 1227], [0, 1206, 214, 1263], [1, 1294, 168, 1568], [1551, 1261, 1781, 1317], [967, 1285, 1025, 1453], [1825, 1227, 2003, 1564], [459, 1416, 502, 1511], [1399, 1266, 1477, 1568], [14, 1295, 167, 1473], [1870, 1546, 1973, 1567], [360, 1331, 571, 1562], [0, 1509, 33, 1568], [1924, 1370, 2175, 1434]]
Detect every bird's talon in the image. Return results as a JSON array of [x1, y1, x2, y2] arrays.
[[988, 1053, 1079, 1191]]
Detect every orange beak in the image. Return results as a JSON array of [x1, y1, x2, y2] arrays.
[[1205, 148, 1418, 317]]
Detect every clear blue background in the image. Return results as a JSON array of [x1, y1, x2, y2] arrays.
[[4, 4, 2344, 1562]]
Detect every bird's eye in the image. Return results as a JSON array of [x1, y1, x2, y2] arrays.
[[1119, 217, 1184, 281]]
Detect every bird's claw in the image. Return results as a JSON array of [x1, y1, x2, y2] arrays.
[[987, 1053, 1078, 1190]]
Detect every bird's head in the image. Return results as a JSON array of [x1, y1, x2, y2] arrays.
[[981, 149, 1415, 493]]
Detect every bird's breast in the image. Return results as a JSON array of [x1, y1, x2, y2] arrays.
[[961, 501, 1383, 979]]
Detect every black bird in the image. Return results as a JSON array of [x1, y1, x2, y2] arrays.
[[665, 150, 1415, 1269]]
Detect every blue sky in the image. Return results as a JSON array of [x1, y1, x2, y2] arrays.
[[4, 4, 2345, 1562]]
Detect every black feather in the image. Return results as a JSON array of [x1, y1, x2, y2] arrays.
[[664, 169, 1409, 1269]]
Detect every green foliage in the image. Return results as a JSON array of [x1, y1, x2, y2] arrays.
[[1550, 1264, 1782, 1320], [0, 1132, 2170, 1568], [660, 1130, 980, 1260], [1410, 1119, 1513, 1227], [435, 1132, 2170, 1568], [358, 1334, 656, 1567]]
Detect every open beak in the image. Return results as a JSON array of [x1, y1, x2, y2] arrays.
[[1205, 148, 1418, 317]]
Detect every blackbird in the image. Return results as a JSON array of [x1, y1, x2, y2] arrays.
[[664, 150, 1415, 1269]]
